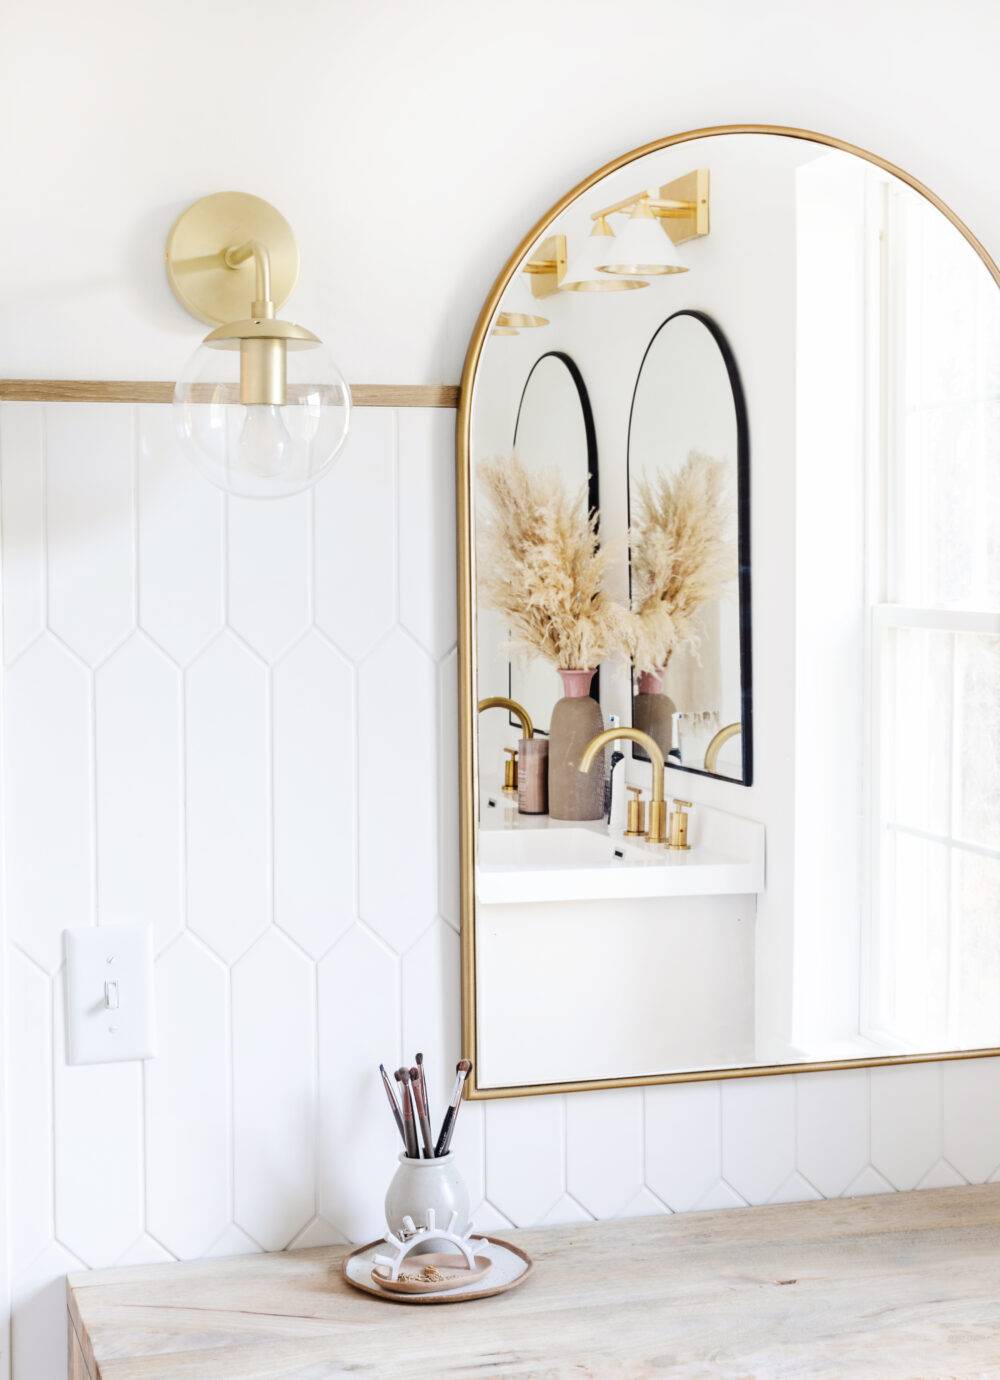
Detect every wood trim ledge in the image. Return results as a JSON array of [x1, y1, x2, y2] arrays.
[[0, 381, 459, 408]]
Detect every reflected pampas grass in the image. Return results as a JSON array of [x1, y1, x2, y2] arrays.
[[628, 451, 735, 674], [477, 455, 627, 670]]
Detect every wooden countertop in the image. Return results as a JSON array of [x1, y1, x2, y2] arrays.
[[67, 1183, 1000, 1378]]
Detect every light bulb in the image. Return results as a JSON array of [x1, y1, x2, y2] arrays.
[[235, 405, 295, 479]]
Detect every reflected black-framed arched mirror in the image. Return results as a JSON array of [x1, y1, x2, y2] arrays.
[[507, 351, 599, 735], [626, 310, 751, 784]]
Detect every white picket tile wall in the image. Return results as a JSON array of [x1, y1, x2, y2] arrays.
[[4, 399, 1000, 1379]]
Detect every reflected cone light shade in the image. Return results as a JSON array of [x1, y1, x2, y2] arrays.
[[561, 217, 648, 292], [598, 199, 687, 276]]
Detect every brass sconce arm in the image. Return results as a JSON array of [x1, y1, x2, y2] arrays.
[[477, 696, 534, 740], [223, 238, 275, 318]]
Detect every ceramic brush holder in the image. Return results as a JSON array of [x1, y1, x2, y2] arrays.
[[385, 1152, 470, 1254]]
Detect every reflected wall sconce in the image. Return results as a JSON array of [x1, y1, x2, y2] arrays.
[[561, 217, 649, 293], [166, 192, 351, 499], [523, 168, 709, 299], [492, 280, 550, 336]]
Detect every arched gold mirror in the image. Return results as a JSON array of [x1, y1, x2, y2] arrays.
[[458, 126, 1000, 1099]]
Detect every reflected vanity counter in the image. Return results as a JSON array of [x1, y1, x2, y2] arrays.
[[474, 797, 764, 1089]]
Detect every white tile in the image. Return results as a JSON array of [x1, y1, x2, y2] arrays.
[[541, 1194, 593, 1226], [315, 408, 396, 659], [273, 631, 355, 958], [694, 1180, 748, 1211], [206, 1224, 262, 1258], [618, 1187, 670, 1218], [289, 1217, 346, 1249], [0, 403, 46, 662], [870, 1062, 942, 1190], [8, 949, 52, 1273], [233, 928, 316, 1250], [943, 1057, 1000, 1182], [471, 1201, 514, 1233], [146, 935, 230, 1259], [917, 1159, 967, 1189], [227, 491, 311, 662], [451, 1100, 486, 1211], [721, 1076, 796, 1205], [96, 635, 182, 950], [401, 918, 460, 1134], [11, 1241, 84, 1380], [186, 633, 269, 962], [438, 648, 459, 930], [138, 406, 224, 665], [796, 1069, 869, 1198], [566, 1089, 643, 1218], [5, 634, 92, 971], [485, 1096, 564, 1226], [116, 1234, 176, 1265], [397, 409, 456, 659], [645, 1081, 720, 1211], [769, 1172, 822, 1204], [358, 629, 437, 951], [842, 1165, 894, 1198], [318, 925, 400, 1243], [54, 969, 143, 1266], [46, 403, 135, 664]]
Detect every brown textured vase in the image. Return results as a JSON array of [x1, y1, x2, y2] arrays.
[[548, 669, 605, 821], [632, 669, 675, 764]]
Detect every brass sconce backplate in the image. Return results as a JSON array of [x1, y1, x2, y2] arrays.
[[659, 169, 710, 244], [165, 191, 300, 326], [523, 234, 567, 300]]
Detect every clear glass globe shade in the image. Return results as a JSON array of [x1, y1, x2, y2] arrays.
[[173, 338, 351, 498]]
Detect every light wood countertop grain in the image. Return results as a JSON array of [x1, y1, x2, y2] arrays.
[[67, 1183, 1000, 1378]]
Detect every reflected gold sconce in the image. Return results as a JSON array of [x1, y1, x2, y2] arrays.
[[523, 168, 709, 298], [166, 191, 351, 499]]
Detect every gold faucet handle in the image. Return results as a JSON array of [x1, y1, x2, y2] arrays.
[[668, 799, 692, 850], [502, 745, 519, 794], [624, 783, 646, 838]]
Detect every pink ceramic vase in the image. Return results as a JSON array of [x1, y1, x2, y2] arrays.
[[548, 668, 604, 821]]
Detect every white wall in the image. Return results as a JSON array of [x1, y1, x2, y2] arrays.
[[3, 3, 1000, 1378]]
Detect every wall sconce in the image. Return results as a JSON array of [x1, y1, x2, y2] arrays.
[[523, 169, 709, 298], [561, 217, 649, 293], [596, 198, 687, 276], [166, 192, 351, 499], [492, 280, 550, 336]]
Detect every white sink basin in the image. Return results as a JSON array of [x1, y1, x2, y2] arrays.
[[478, 827, 645, 869], [475, 811, 764, 905]]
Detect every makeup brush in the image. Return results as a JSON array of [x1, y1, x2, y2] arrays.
[[415, 1051, 430, 1128], [434, 1059, 472, 1157], [395, 1067, 419, 1158], [379, 1063, 406, 1148], [410, 1065, 434, 1159]]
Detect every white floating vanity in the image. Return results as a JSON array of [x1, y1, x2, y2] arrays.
[[476, 799, 764, 904], [474, 798, 765, 1090]]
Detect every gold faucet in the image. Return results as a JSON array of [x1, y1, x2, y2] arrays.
[[477, 696, 534, 740], [704, 721, 741, 774], [578, 727, 667, 844]]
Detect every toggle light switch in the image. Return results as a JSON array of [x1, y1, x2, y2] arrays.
[[64, 923, 157, 1065]]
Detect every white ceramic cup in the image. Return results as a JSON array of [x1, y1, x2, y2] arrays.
[[384, 1152, 470, 1253]]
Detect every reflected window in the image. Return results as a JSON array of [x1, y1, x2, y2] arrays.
[[872, 180, 1000, 1048]]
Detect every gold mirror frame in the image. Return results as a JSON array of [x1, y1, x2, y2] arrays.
[[456, 124, 1000, 1100]]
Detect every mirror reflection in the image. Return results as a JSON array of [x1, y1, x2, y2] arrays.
[[627, 310, 748, 779], [463, 130, 1000, 1095]]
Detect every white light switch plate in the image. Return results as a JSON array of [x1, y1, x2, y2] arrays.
[[64, 923, 157, 1065]]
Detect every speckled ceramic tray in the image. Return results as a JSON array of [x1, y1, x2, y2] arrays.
[[341, 1234, 533, 1304]]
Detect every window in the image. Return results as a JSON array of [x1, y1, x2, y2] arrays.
[[867, 180, 1000, 1049]]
